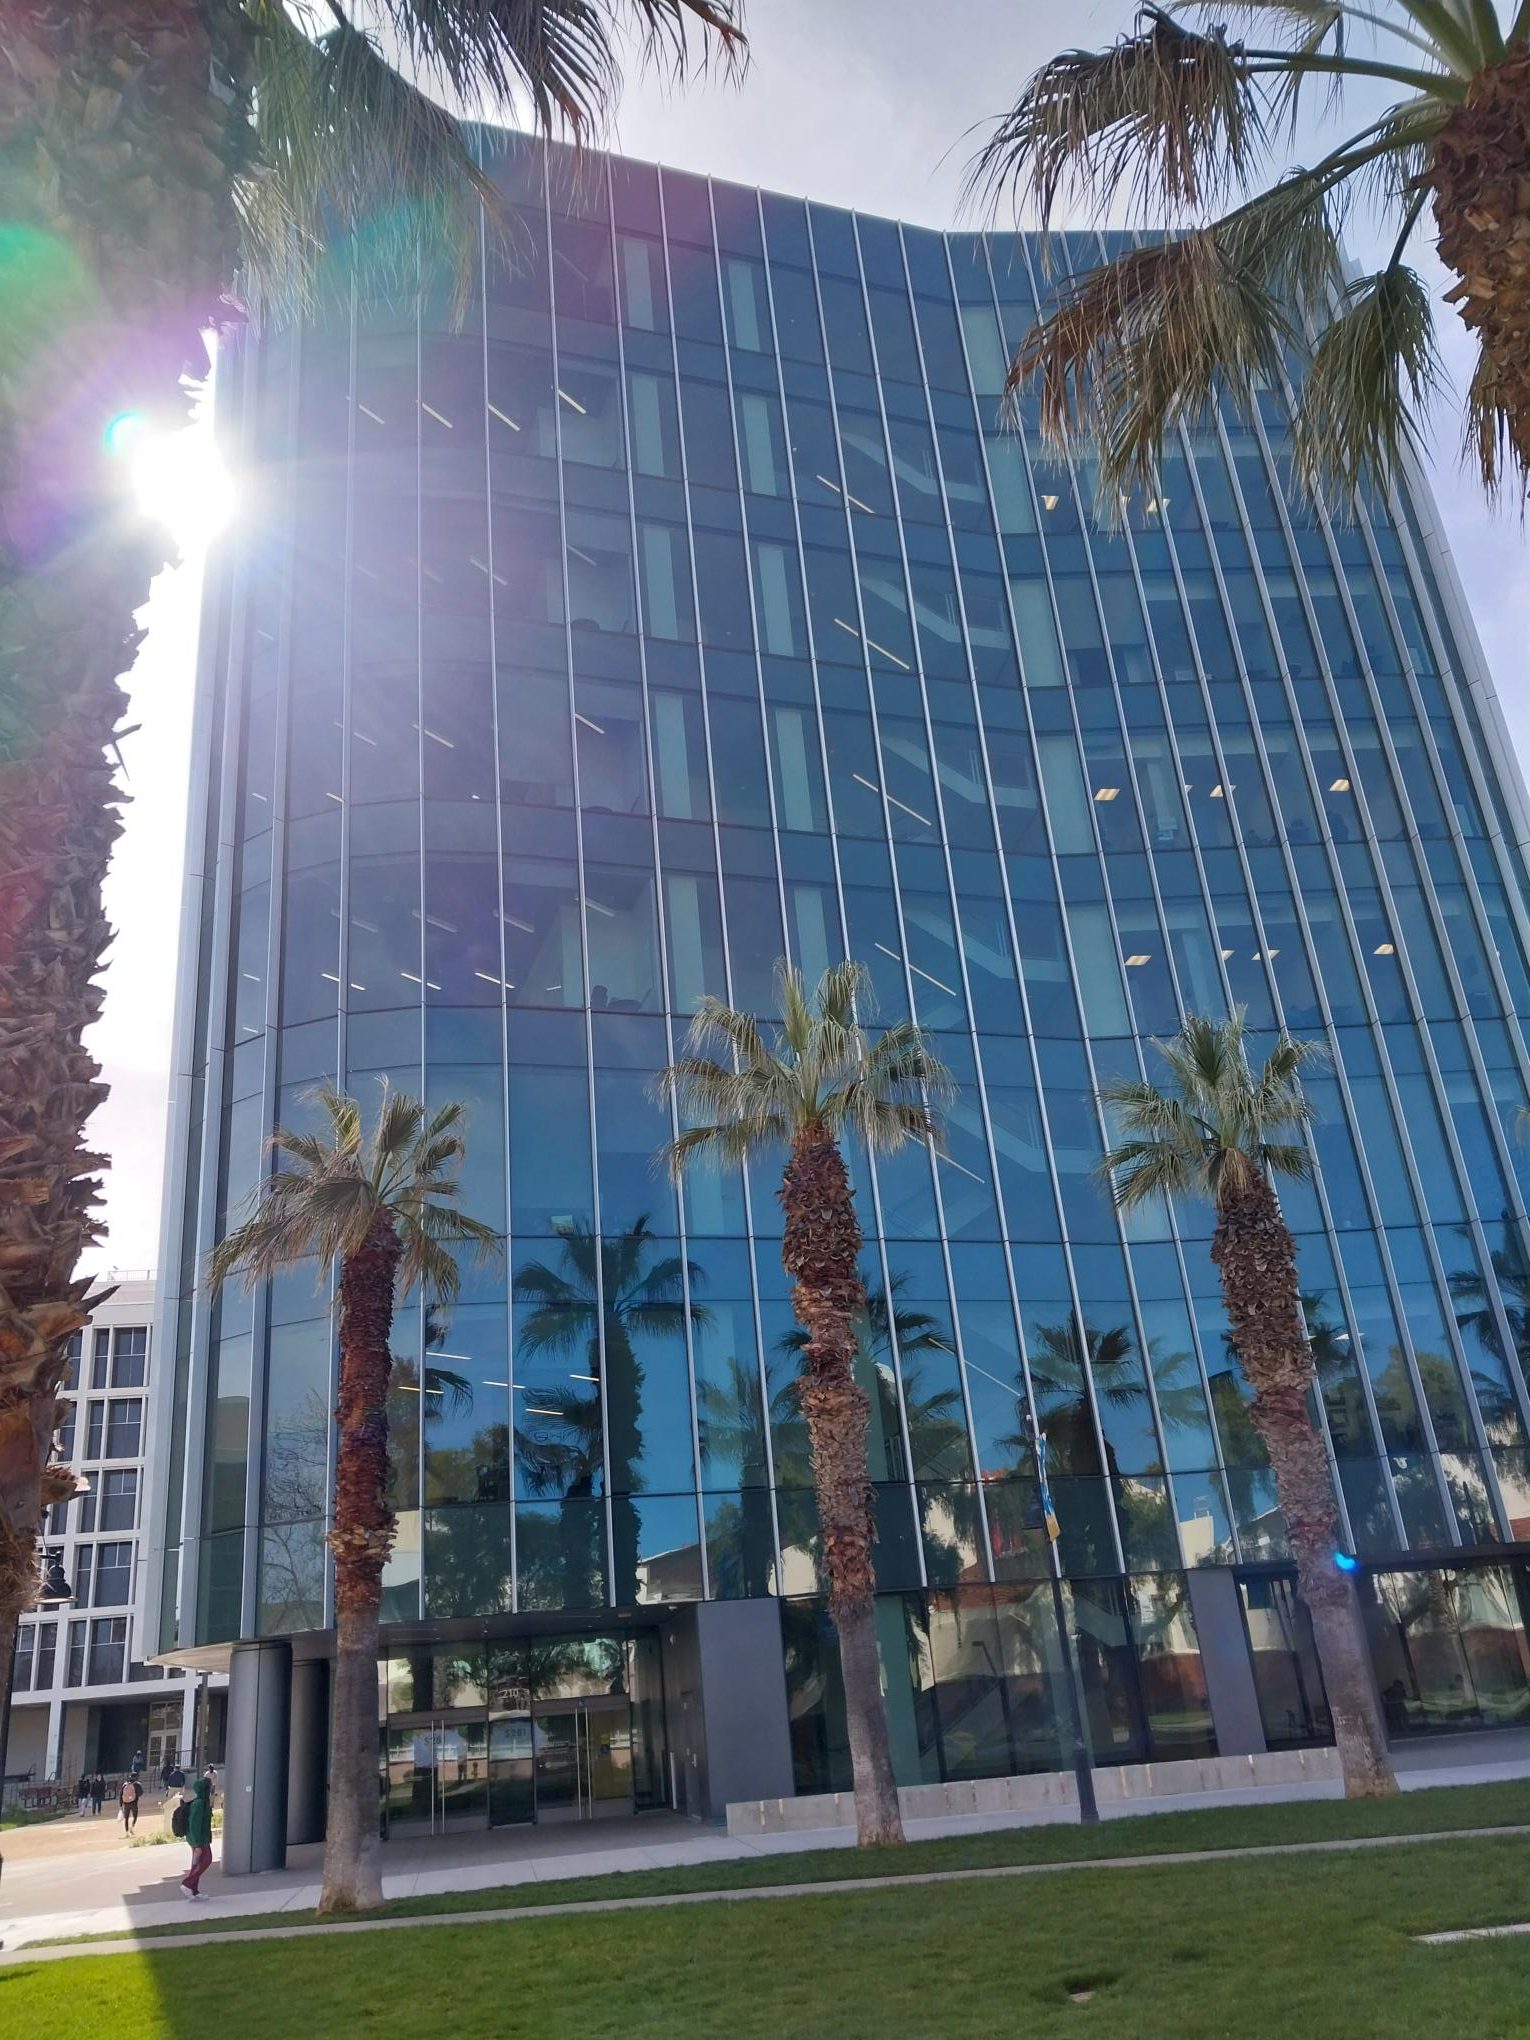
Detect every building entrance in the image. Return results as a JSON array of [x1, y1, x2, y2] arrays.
[[380, 1631, 662, 1837], [532, 1697, 633, 1822]]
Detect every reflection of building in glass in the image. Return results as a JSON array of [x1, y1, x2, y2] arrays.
[[149, 131, 1530, 1850]]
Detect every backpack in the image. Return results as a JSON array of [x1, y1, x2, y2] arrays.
[[121, 1779, 139, 1805], [171, 1796, 190, 1839]]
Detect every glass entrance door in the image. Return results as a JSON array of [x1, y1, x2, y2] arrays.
[[384, 1717, 489, 1835], [488, 1714, 535, 1827], [532, 1699, 634, 1822]]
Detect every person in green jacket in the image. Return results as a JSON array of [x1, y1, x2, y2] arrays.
[[180, 1776, 214, 1899]]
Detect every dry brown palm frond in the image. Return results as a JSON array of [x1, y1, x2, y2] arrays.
[[1463, 347, 1522, 505], [1292, 257, 1441, 503], [967, 5, 1265, 232]]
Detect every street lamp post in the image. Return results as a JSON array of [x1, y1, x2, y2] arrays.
[[1026, 1411, 1099, 1826]]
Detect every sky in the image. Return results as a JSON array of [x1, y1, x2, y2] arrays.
[[84, 0, 1530, 1273]]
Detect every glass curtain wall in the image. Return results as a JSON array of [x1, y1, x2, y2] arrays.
[[162, 133, 1530, 1790]]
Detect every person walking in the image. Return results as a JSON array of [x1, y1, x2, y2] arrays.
[[89, 1772, 105, 1816], [119, 1774, 142, 1835], [180, 1775, 214, 1900], [75, 1773, 91, 1818]]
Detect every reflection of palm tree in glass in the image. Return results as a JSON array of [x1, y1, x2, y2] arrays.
[[1006, 1315, 1202, 1571], [1446, 1222, 1530, 1448], [514, 1217, 711, 1598], [784, 1274, 981, 1580], [386, 1350, 477, 1505], [780, 1271, 956, 1480], [1021, 1314, 1204, 1471]]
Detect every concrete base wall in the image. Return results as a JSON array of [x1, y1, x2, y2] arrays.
[[3, 1705, 48, 1779], [725, 1747, 1343, 1836]]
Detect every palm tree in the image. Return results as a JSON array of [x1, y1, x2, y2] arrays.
[[208, 1084, 500, 1911], [657, 960, 953, 1848], [0, 0, 741, 1751], [970, 2, 1530, 501], [1099, 1012, 1398, 1797]]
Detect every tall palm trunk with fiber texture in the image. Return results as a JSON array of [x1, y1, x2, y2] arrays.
[[323, 1214, 403, 1912], [0, 8, 243, 1657], [1431, 51, 1530, 477], [780, 1124, 904, 1847], [1213, 1174, 1396, 1798]]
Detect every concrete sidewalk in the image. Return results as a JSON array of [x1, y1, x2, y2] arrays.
[[4, 1732, 1528, 1953]]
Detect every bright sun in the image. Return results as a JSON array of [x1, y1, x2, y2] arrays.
[[108, 406, 235, 557]]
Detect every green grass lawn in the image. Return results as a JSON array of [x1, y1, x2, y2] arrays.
[[56, 1777, 1530, 1945], [7, 1830, 1530, 2037]]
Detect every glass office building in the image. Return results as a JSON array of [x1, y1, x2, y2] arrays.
[[150, 132, 1530, 1847]]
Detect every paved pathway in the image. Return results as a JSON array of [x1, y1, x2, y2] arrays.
[[5, 1822, 1529, 1968], [4, 1732, 1527, 1954]]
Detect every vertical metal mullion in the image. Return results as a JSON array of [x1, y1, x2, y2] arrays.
[[474, 165, 519, 1611], [546, 155, 617, 1606], [622, 177, 709, 1599], [935, 227, 1129, 1576]]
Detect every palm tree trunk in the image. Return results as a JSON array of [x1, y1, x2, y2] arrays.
[[0, 8, 244, 1673], [1431, 50, 1530, 480], [780, 1124, 904, 1847], [1214, 1174, 1397, 1798], [320, 1214, 402, 1913]]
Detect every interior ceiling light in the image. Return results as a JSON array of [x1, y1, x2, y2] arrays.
[[1093, 786, 1119, 802], [1374, 942, 1395, 956], [1330, 777, 1351, 792], [1124, 953, 1150, 967]]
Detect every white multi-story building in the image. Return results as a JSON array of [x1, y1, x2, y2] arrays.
[[4, 1278, 220, 1786]]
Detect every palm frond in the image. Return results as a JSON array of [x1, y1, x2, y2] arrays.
[[267, 1126, 336, 1174], [1463, 346, 1519, 501], [1293, 256, 1440, 500], [859, 1021, 958, 1103], [1013, 222, 1298, 489], [1103, 1136, 1206, 1209], [378, 0, 742, 136], [683, 996, 774, 1071], [205, 1085, 497, 1309], [374, 1085, 429, 1174], [969, 6, 1265, 230], [660, 1118, 781, 1178], [243, 4, 503, 317], [1260, 1139, 1317, 1180], [814, 957, 872, 1031], [310, 1083, 364, 1155]]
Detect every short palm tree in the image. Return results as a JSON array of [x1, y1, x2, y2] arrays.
[[0, 0, 739, 1738], [657, 961, 953, 1847], [208, 1084, 500, 1911], [1099, 1012, 1398, 1797], [970, 1, 1530, 500]]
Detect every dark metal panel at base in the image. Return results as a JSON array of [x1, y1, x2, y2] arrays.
[[223, 1638, 292, 1875]]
